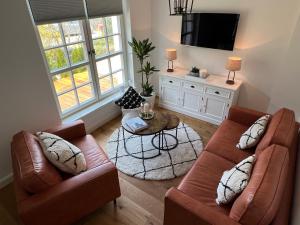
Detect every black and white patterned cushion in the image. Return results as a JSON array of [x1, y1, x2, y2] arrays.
[[216, 155, 255, 205], [236, 115, 271, 150], [115, 86, 145, 109], [36, 132, 87, 175]]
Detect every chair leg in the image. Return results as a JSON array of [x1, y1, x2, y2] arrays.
[[113, 199, 117, 207]]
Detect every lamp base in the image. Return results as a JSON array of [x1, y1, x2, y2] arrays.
[[167, 68, 174, 72], [226, 80, 235, 85]]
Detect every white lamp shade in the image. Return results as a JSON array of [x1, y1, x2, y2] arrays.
[[165, 48, 177, 60], [226, 57, 242, 71]]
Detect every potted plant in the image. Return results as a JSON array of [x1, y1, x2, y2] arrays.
[[190, 66, 200, 77], [128, 38, 159, 106]]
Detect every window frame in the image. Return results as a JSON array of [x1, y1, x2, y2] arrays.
[[34, 15, 128, 118], [87, 16, 127, 99]]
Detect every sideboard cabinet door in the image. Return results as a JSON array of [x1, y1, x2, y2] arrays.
[[203, 96, 229, 122], [160, 85, 180, 107], [181, 88, 203, 113]]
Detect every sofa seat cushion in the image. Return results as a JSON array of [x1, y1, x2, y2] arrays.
[[11, 131, 62, 194], [178, 151, 235, 215], [205, 120, 254, 164], [256, 108, 295, 154], [71, 135, 109, 170]]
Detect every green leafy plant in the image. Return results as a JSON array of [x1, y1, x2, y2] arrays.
[[191, 66, 200, 74], [139, 62, 159, 96], [128, 38, 159, 97]]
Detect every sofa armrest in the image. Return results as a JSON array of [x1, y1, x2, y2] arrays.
[[46, 120, 86, 141], [19, 162, 121, 225], [228, 106, 266, 127], [164, 188, 241, 225]]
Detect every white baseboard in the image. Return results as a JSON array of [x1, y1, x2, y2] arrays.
[[0, 173, 13, 189]]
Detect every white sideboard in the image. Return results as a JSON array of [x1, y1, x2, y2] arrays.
[[158, 68, 242, 125]]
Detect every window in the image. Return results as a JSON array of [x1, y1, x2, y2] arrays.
[[89, 16, 125, 95], [37, 16, 126, 116]]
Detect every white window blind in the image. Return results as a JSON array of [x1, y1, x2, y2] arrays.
[[28, 0, 86, 24], [85, 0, 123, 18]]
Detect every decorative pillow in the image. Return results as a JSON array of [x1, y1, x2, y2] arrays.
[[115, 86, 145, 109], [236, 115, 271, 150], [216, 155, 256, 205], [36, 132, 87, 175]]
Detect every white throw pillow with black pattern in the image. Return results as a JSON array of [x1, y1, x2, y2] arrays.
[[216, 155, 255, 205], [115, 86, 145, 109], [36, 132, 87, 175], [236, 115, 270, 150]]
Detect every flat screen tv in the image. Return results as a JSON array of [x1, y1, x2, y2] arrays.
[[181, 13, 240, 51]]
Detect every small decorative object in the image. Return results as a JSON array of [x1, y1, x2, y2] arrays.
[[165, 48, 177, 72], [189, 66, 200, 77], [168, 0, 194, 16], [199, 69, 209, 79], [139, 102, 155, 120], [225, 57, 242, 85], [128, 38, 159, 100]]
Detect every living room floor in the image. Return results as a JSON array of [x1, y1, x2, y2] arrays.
[[0, 107, 218, 225]]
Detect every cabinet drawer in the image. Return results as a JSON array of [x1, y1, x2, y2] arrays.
[[206, 87, 231, 99], [183, 81, 204, 92], [161, 77, 181, 87]]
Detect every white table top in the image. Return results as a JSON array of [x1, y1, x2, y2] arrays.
[[158, 68, 242, 91]]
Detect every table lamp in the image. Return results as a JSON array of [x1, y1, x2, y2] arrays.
[[165, 48, 177, 72], [225, 57, 242, 85]]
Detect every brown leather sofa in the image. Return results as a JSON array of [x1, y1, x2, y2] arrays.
[[164, 106, 299, 225], [11, 120, 121, 225]]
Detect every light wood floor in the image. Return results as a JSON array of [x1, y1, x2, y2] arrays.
[[0, 107, 218, 225]]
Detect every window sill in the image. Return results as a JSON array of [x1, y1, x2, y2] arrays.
[[63, 92, 123, 123]]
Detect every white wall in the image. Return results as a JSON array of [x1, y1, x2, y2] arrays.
[[127, 0, 152, 93], [150, 0, 300, 114], [0, 0, 61, 186]]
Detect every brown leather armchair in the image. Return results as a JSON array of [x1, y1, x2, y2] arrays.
[[11, 120, 121, 225]]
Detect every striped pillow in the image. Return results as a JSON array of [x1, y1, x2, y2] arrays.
[[216, 155, 255, 205], [36, 132, 87, 175]]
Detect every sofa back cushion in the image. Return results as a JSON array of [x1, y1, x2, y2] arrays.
[[229, 145, 289, 225], [255, 108, 295, 155], [11, 131, 62, 194]]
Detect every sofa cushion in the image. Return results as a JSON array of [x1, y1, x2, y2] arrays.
[[236, 115, 270, 150], [115, 86, 145, 109], [11, 131, 62, 194], [71, 135, 109, 170], [216, 155, 256, 205], [178, 151, 235, 215], [205, 120, 253, 164], [230, 145, 289, 225], [36, 132, 87, 175], [256, 108, 295, 154]]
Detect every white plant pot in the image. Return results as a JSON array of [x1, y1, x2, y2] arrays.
[[140, 92, 156, 107]]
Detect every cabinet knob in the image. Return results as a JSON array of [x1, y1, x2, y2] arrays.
[[215, 91, 220, 95], [169, 80, 173, 83], [190, 85, 195, 88]]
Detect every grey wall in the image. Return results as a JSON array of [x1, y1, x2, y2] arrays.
[[0, 0, 61, 184], [0, 0, 152, 186]]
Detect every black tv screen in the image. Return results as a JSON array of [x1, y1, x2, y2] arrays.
[[181, 13, 240, 51]]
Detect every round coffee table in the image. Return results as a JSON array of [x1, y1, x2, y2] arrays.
[[151, 114, 180, 151], [121, 111, 168, 159]]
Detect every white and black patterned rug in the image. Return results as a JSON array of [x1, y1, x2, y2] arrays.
[[106, 122, 203, 180]]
